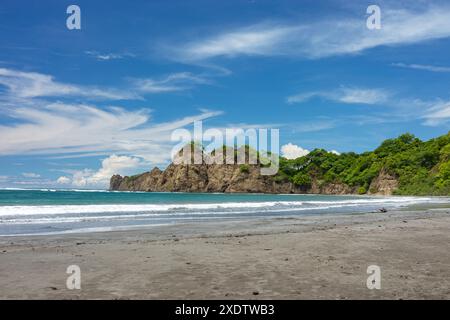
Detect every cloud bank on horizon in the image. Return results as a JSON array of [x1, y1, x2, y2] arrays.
[[0, 0, 449, 188]]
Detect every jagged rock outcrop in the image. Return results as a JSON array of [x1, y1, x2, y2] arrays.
[[368, 168, 399, 195], [318, 182, 355, 195], [110, 163, 398, 195], [110, 163, 299, 193], [110, 144, 399, 194]]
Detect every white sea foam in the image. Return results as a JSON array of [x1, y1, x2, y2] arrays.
[[0, 201, 303, 216], [0, 196, 445, 217], [1, 206, 339, 224]]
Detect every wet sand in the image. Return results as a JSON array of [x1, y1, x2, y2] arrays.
[[0, 208, 449, 299]]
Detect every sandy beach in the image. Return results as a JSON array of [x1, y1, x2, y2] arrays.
[[1, 208, 449, 300]]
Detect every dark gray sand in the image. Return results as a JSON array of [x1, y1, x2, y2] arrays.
[[1, 208, 449, 299]]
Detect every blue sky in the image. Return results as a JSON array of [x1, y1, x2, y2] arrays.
[[0, 0, 450, 188]]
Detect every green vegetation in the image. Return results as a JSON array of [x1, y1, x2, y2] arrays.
[[276, 132, 450, 196], [239, 164, 250, 173], [292, 172, 312, 187], [357, 186, 367, 195], [172, 132, 450, 195]]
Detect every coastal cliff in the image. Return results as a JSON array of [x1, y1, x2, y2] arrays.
[[110, 132, 450, 196], [110, 162, 397, 195], [109, 146, 397, 195], [110, 162, 299, 193]]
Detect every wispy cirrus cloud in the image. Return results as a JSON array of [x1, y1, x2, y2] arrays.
[[287, 87, 390, 105], [85, 50, 136, 61], [288, 86, 450, 127], [0, 102, 222, 162], [22, 172, 41, 178], [0, 68, 223, 163], [0, 68, 139, 100], [0, 67, 214, 102], [170, 23, 300, 61], [391, 62, 450, 73], [132, 72, 211, 93], [422, 100, 450, 126], [167, 5, 450, 62], [0, 68, 222, 188]]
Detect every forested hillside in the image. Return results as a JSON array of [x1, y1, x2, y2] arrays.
[[277, 132, 450, 195]]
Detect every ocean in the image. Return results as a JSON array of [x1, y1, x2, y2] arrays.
[[0, 189, 448, 236]]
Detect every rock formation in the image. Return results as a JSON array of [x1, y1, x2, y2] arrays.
[[110, 146, 399, 195]]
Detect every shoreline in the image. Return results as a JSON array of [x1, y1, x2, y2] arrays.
[[1, 207, 449, 299], [1, 189, 448, 238], [0, 205, 448, 240]]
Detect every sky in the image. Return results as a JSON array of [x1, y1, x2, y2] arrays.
[[0, 0, 450, 189]]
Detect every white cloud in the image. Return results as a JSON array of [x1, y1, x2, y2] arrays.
[[0, 68, 214, 107], [85, 51, 135, 61], [59, 154, 145, 188], [330, 150, 341, 155], [422, 100, 450, 126], [0, 68, 223, 165], [281, 143, 310, 159], [169, 6, 450, 61], [287, 87, 389, 105], [281, 143, 341, 159], [392, 63, 450, 73], [0, 67, 227, 188], [337, 88, 389, 105], [132, 72, 210, 93], [286, 92, 320, 104], [173, 23, 299, 61], [22, 172, 41, 178], [0, 101, 222, 164], [56, 176, 71, 185], [0, 68, 138, 100]]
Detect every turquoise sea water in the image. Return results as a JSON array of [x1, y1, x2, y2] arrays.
[[0, 189, 448, 236]]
